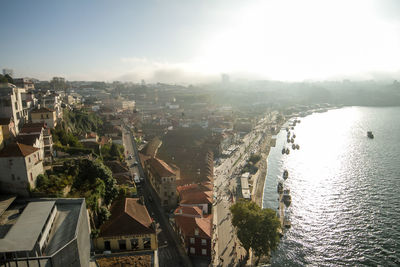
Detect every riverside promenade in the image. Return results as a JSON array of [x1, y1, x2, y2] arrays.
[[212, 112, 281, 266]]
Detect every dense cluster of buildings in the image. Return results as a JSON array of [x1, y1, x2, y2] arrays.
[[0, 72, 267, 266]]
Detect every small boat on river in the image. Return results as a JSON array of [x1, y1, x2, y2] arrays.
[[277, 181, 283, 194], [367, 131, 374, 139], [282, 189, 291, 207], [283, 170, 289, 179]]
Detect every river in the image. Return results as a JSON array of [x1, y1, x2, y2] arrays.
[[262, 106, 400, 266]]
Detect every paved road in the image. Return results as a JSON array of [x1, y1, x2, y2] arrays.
[[212, 114, 271, 266], [122, 126, 192, 267]]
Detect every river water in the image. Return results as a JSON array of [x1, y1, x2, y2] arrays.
[[262, 106, 400, 266]]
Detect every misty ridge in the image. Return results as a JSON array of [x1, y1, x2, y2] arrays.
[[105, 79, 400, 109]]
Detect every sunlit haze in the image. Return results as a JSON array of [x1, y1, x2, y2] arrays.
[[1, 0, 400, 82]]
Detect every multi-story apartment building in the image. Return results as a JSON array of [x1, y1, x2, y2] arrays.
[[0, 142, 44, 196], [145, 157, 179, 209], [0, 83, 28, 134], [13, 78, 35, 91], [0, 198, 90, 267], [0, 117, 16, 144], [36, 91, 63, 120], [31, 107, 57, 128], [18, 123, 53, 164], [174, 206, 212, 259]]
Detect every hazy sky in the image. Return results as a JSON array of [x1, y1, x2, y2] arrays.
[[1, 0, 400, 83]]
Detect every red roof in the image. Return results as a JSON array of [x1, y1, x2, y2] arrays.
[[20, 123, 47, 134], [16, 134, 41, 146], [177, 183, 213, 205], [174, 206, 203, 217], [0, 142, 39, 157], [31, 107, 55, 113], [174, 214, 212, 239], [146, 157, 176, 177], [99, 198, 154, 237]]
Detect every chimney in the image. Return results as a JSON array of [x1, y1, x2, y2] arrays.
[[139, 196, 145, 205]]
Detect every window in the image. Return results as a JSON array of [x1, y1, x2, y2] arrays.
[[9, 159, 13, 166], [194, 228, 199, 236], [190, 238, 195, 244], [190, 247, 195, 254], [41, 114, 44, 119], [201, 239, 207, 246], [118, 240, 127, 250], [46, 114, 49, 118], [130, 238, 139, 249], [143, 237, 151, 249], [104, 241, 111, 250], [164, 192, 168, 197], [30, 173, 33, 181], [202, 249, 207, 255], [11, 174, 15, 181], [28, 157, 31, 163], [163, 200, 168, 205]]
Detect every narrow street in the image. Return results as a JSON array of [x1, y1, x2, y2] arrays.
[[122, 126, 193, 267]]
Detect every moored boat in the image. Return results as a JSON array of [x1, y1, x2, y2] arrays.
[[367, 131, 374, 139], [282, 189, 291, 207], [283, 170, 289, 179], [277, 181, 283, 194]]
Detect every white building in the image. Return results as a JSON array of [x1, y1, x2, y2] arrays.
[[0, 83, 28, 134], [0, 142, 44, 196]]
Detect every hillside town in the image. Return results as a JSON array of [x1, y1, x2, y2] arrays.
[[0, 71, 292, 267], [1, 70, 398, 266]]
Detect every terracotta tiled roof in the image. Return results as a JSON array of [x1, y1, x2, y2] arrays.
[[177, 183, 213, 205], [20, 123, 47, 134], [22, 122, 47, 128], [180, 190, 212, 205], [31, 107, 55, 113], [99, 198, 154, 237], [104, 160, 129, 174], [98, 136, 111, 146], [174, 214, 212, 239], [16, 134, 40, 146], [97, 255, 151, 267], [174, 206, 203, 217], [20, 127, 43, 134], [146, 157, 176, 177], [86, 132, 97, 138], [0, 142, 39, 157], [139, 153, 151, 169]]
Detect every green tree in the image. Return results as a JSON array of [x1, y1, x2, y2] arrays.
[[0, 74, 8, 83], [230, 200, 281, 264], [109, 143, 120, 158], [4, 74, 13, 84]]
